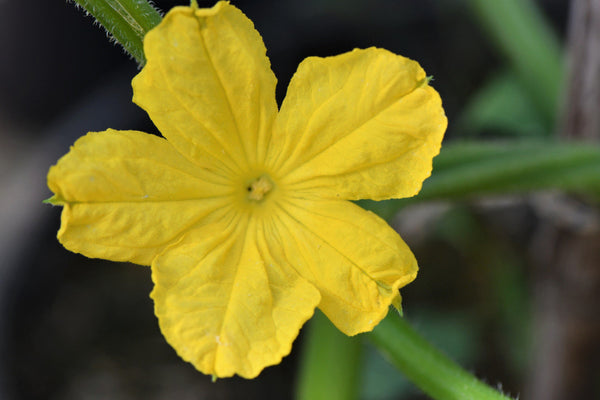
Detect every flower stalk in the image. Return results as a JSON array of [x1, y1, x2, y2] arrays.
[[368, 314, 514, 400]]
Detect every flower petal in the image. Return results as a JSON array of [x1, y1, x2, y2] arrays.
[[47, 130, 232, 265], [151, 211, 321, 378], [132, 3, 278, 173], [271, 197, 417, 335], [270, 48, 447, 201]]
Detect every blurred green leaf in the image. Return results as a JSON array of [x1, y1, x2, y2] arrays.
[[458, 71, 547, 138], [360, 141, 600, 220], [420, 141, 600, 200], [433, 206, 532, 375], [466, 0, 564, 127]]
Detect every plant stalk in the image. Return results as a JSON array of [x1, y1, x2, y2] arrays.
[[369, 314, 514, 400]]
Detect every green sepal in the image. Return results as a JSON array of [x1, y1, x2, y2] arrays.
[[43, 195, 61, 205], [391, 295, 404, 317]]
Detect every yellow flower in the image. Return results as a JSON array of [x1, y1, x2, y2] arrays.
[[47, 1, 446, 378]]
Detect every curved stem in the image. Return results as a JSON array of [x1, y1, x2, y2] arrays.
[[368, 314, 514, 400]]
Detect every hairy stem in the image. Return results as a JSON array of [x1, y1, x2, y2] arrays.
[[72, 0, 162, 65], [369, 314, 514, 400]]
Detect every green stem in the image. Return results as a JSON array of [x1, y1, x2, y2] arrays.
[[72, 0, 162, 65], [466, 0, 563, 127], [369, 314, 514, 400], [296, 311, 363, 400]]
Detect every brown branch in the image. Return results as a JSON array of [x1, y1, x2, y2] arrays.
[[527, 1, 600, 399], [561, 0, 600, 140]]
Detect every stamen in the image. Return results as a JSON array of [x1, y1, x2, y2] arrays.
[[247, 175, 273, 201]]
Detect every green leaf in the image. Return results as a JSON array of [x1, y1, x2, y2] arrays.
[[360, 141, 600, 220], [457, 71, 547, 138], [420, 141, 600, 200], [466, 0, 564, 127]]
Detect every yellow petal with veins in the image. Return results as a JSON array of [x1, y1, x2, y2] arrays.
[[47, 129, 231, 265], [270, 197, 417, 335], [152, 209, 320, 378], [132, 2, 278, 172], [270, 48, 446, 201]]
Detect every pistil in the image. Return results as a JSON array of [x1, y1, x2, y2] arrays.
[[247, 175, 274, 201]]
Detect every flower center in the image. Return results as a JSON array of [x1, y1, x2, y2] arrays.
[[247, 175, 274, 202]]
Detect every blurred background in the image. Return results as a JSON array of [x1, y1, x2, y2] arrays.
[[1, 0, 598, 399]]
